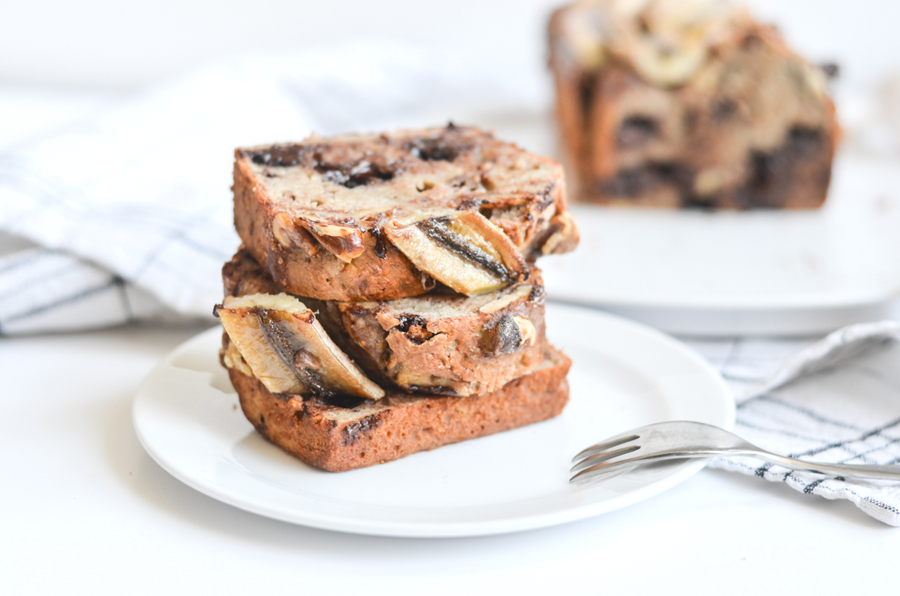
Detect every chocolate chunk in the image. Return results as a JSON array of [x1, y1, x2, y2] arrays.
[[396, 314, 427, 333], [712, 99, 738, 123], [601, 163, 692, 198], [682, 196, 717, 211], [405, 127, 473, 162], [342, 414, 384, 445], [749, 151, 776, 188], [247, 145, 305, 167], [484, 314, 523, 355], [739, 126, 829, 209], [821, 62, 840, 78], [315, 394, 369, 410], [578, 74, 596, 123], [601, 168, 645, 197], [617, 116, 659, 147], [740, 151, 789, 208], [786, 126, 824, 158], [528, 284, 545, 303], [536, 181, 557, 210], [247, 144, 397, 188], [372, 225, 387, 259], [406, 385, 459, 396], [316, 159, 396, 189], [396, 314, 435, 344]]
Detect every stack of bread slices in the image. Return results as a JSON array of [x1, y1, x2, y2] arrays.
[[216, 124, 579, 471]]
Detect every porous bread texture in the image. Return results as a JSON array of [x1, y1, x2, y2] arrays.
[[548, 0, 839, 209], [223, 249, 547, 397], [225, 344, 571, 472], [233, 124, 578, 301]]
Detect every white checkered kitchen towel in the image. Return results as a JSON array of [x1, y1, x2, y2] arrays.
[[0, 41, 544, 334], [693, 321, 900, 526], [1, 43, 899, 525]]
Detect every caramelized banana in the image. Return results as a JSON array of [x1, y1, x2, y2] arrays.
[[384, 211, 527, 295], [216, 293, 385, 400]]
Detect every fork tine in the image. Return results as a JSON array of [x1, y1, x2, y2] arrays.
[[570, 456, 645, 482], [570, 444, 641, 474], [571, 434, 640, 463]]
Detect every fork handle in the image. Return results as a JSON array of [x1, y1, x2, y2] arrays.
[[751, 451, 900, 480]]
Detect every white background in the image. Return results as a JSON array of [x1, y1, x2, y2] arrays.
[[2, 0, 900, 94]]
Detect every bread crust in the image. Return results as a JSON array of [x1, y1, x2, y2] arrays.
[[548, 3, 839, 209], [226, 346, 571, 472], [233, 125, 578, 301]]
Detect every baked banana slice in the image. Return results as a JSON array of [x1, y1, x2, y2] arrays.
[[384, 210, 527, 296], [216, 293, 385, 400]]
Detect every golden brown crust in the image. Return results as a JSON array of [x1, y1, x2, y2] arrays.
[[548, 3, 839, 210], [227, 346, 571, 472], [233, 125, 578, 301]]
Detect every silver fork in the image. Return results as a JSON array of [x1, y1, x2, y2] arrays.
[[570, 420, 900, 483]]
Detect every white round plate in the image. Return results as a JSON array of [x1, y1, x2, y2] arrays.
[[132, 303, 733, 538]]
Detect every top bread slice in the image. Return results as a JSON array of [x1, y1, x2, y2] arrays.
[[233, 124, 579, 301]]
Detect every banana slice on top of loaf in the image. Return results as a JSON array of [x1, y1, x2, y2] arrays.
[[233, 124, 579, 301]]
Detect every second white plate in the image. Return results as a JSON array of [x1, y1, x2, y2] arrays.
[[541, 153, 900, 336], [132, 303, 733, 537], [436, 108, 900, 337]]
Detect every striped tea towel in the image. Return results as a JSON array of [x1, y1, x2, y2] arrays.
[[0, 41, 543, 334], [690, 321, 900, 526]]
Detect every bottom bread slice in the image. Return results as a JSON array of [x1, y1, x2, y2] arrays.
[[226, 345, 571, 472]]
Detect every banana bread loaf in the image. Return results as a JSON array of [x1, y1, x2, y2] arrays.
[[548, 0, 839, 209]]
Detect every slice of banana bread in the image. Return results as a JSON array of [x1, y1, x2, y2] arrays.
[[233, 124, 578, 301], [223, 339, 571, 472], [223, 249, 547, 397], [548, 0, 839, 209]]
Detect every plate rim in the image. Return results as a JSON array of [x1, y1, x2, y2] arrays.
[[132, 304, 734, 538], [543, 152, 900, 316]]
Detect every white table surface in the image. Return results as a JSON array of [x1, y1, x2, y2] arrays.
[[3, 324, 898, 595], [2, 86, 898, 595]]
